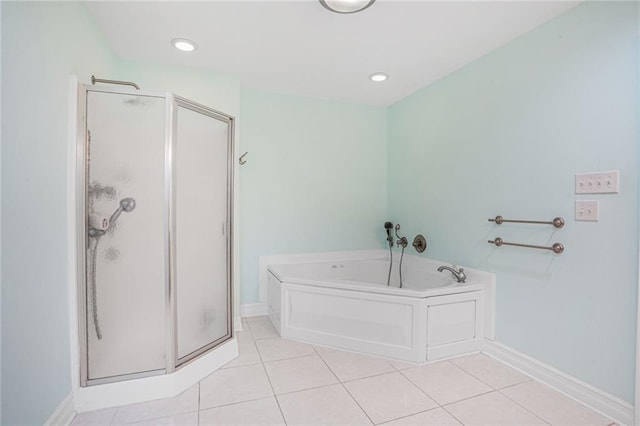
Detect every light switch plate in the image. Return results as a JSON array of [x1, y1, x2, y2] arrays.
[[575, 170, 619, 194], [575, 200, 599, 221]]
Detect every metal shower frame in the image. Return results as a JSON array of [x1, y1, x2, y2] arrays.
[[76, 84, 235, 387]]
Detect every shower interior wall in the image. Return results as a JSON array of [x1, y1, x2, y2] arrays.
[[1, 1, 639, 424]]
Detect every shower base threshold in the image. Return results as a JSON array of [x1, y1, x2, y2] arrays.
[[73, 337, 238, 413]]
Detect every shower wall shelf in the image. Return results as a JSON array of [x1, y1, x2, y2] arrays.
[[488, 237, 565, 254], [488, 215, 565, 229]]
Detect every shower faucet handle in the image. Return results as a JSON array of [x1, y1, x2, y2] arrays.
[[412, 234, 427, 253]]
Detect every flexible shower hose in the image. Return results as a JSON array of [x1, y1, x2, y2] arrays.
[[398, 245, 405, 289], [386, 243, 393, 286], [88, 237, 103, 340]]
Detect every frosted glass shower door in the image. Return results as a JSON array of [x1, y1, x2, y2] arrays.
[[174, 101, 232, 363], [85, 90, 167, 381]]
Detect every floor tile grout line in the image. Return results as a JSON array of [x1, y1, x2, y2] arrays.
[[334, 364, 443, 421], [439, 403, 466, 426], [396, 366, 446, 408], [381, 362, 551, 426], [263, 352, 319, 366], [439, 388, 500, 408], [496, 387, 560, 426], [226, 328, 299, 368], [242, 318, 255, 337], [253, 329, 289, 426], [313, 346, 375, 425], [449, 355, 534, 391], [313, 347, 347, 384], [496, 377, 535, 392], [440, 388, 551, 426], [339, 367, 409, 385], [389, 362, 416, 372], [313, 347, 400, 384], [244, 316, 279, 340], [220, 360, 262, 370], [371, 406, 451, 426], [500, 379, 615, 425], [340, 382, 377, 425], [275, 381, 347, 398], [201, 320, 284, 421], [200, 395, 283, 413], [253, 333, 281, 341], [397, 360, 528, 409], [314, 347, 453, 425], [221, 329, 261, 369]]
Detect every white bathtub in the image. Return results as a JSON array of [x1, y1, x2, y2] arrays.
[[266, 254, 495, 363]]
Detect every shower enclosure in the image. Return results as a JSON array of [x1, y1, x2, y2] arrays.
[[76, 83, 234, 386]]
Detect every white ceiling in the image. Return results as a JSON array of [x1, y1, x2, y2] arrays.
[[87, 1, 579, 106]]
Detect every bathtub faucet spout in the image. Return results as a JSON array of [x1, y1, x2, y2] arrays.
[[437, 265, 467, 283]]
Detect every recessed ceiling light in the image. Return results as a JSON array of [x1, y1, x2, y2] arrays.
[[171, 38, 198, 52], [369, 72, 388, 82], [320, 0, 376, 14]]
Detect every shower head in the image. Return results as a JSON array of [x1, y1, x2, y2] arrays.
[[120, 197, 136, 212], [384, 222, 393, 230]]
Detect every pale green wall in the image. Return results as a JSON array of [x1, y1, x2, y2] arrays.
[[0, 2, 4, 422], [1, 2, 117, 424], [388, 1, 639, 402], [115, 60, 240, 119], [239, 89, 388, 303]]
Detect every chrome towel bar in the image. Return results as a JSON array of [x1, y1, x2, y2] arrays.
[[488, 237, 564, 254], [489, 215, 565, 228]]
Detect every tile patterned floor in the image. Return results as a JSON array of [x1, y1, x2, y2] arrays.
[[71, 316, 617, 426]]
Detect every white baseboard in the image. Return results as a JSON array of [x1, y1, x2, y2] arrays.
[[45, 393, 75, 426], [483, 340, 633, 425], [234, 315, 243, 331], [241, 303, 267, 317]]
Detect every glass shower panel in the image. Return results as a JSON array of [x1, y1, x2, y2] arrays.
[[85, 91, 166, 380], [175, 104, 230, 362]]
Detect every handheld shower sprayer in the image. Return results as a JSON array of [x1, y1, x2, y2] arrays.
[[384, 221, 394, 287], [109, 197, 136, 226], [88, 197, 137, 237], [384, 221, 394, 247], [86, 196, 137, 340]]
